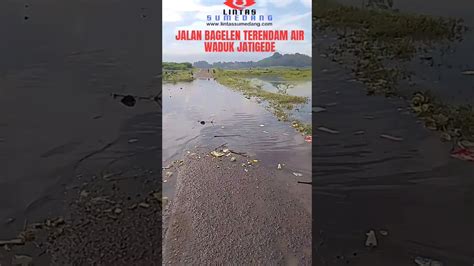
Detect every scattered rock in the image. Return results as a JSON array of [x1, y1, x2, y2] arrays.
[[165, 172, 173, 178], [277, 163, 282, 170], [365, 230, 377, 247], [162, 197, 169, 206], [210, 151, 225, 157], [80, 190, 90, 198], [293, 172, 303, 177], [244, 169, 248, 173], [230, 157, 236, 162], [114, 208, 122, 214], [138, 203, 150, 209], [222, 148, 230, 153]]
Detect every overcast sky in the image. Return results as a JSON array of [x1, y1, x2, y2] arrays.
[[163, 0, 312, 63]]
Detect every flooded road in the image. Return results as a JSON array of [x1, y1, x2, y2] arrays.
[[336, 0, 474, 105], [0, 0, 161, 238], [314, 3, 474, 264], [162, 77, 312, 199], [314, 47, 474, 265]]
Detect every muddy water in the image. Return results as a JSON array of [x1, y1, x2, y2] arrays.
[[162, 79, 311, 198], [335, 0, 474, 105], [0, 0, 161, 238], [248, 77, 312, 124], [315, 2, 474, 264]]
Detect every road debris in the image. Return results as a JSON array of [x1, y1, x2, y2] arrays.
[[260, 124, 265, 127], [277, 163, 282, 170], [379, 230, 389, 236], [211, 151, 225, 157], [165, 172, 173, 178], [380, 134, 403, 141], [293, 172, 303, 177], [304, 135, 312, 143], [120, 95, 136, 107], [11, 254, 33, 266], [138, 203, 150, 209], [128, 139, 139, 143], [414, 256, 443, 266], [459, 140, 474, 148], [80, 190, 90, 198], [450, 148, 474, 161], [0, 239, 24, 246], [317, 127, 339, 134], [354, 130, 365, 135], [365, 230, 377, 247]]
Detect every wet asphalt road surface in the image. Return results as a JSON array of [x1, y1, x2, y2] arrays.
[[313, 51, 474, 265], [163, 149, 312, 265]]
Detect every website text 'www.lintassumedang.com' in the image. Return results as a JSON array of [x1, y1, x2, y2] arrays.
[[206, 22, 273, 27]]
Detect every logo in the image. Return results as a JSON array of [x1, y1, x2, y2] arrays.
[[224, 0, 256, 10]]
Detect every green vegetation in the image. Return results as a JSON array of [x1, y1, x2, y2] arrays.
[[315, 1, 474, 142], [163, 62, 194, 82], [315, 1, 466, 95], [411, 91, 474, 142], [219, 68, 311, 81], [214, 68, 312, 135], [199, 52, 311, 69], [163, 62, 193, 70]]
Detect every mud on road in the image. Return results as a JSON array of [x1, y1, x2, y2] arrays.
[[162, 148, 312, 265]]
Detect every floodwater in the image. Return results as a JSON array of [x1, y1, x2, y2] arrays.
[[162, 78, 312, 198], [0, 0, 161, 238], [336, 0, 474, 105], [248, 77, 312, 124], [314, 1, 474, 264]]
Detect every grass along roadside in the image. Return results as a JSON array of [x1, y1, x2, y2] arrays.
[[213, 68, 312, 135], [162, 62, 195, 83], [314, 1, 474, 145], [218, 68, 311, 81]]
